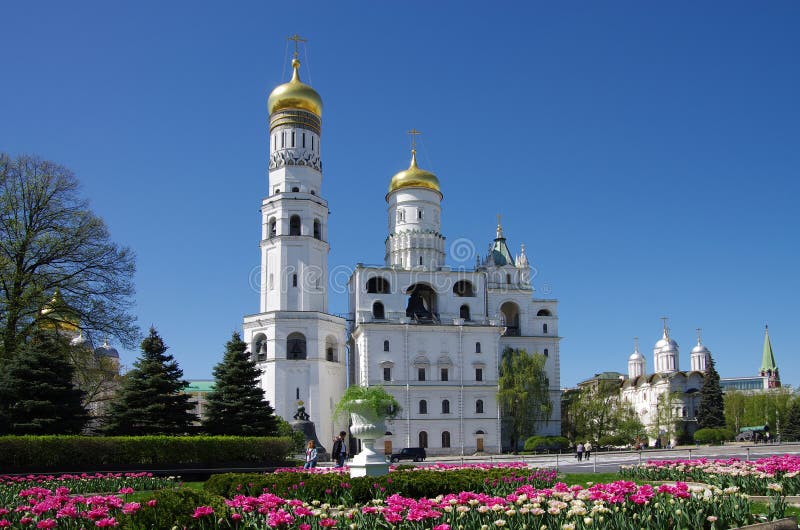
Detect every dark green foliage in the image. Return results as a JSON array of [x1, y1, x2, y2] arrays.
[[524, 435, 570, 452], [693, 427, 734, 444], [0, 332, 88, 434], [204, 467, 557, 504], [103, 327, 196, 435], [498, 347, 552, 451], [120, 487, 228, 529], [276, 416, 305, 452], [697, 353, 725, 429], [783, 399, 800, 441], [202, 332, 278, 436], [0, 435, 294, 472]]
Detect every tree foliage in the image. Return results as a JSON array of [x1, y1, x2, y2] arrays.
[[783, 399, 800, 442], [202, 332, 279, 436], [498, 347, 552, 451], [103, 327, 196, 435], [697, 353, 725, 429], [0, 153, 138, 362], [0, 331, 88, 434], [562, 379, 645, 446], [724, 388, 794, 434]]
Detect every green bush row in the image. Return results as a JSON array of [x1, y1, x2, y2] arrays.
[[693, 428, 735, 445], [524, 435, 570, 452], [205, 466, 556, 504], [0, 435, 294, 472]]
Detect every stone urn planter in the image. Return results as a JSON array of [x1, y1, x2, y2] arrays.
[[334, 386, 400, 478]]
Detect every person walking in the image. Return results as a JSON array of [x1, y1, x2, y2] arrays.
[[332, 431, 348, 468], [576, 442, 584, 462], [303, 440, 318, 469], [584, 441, 592, 460]]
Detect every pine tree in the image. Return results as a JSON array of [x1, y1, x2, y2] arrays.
[[783, 399, 800, 442], [0, 332, 88, 434], [103, 327, 196, 435], [202, 332, 278, 436], [696, 353, 725, 429]]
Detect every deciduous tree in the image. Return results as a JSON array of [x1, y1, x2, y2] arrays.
[[498, 347, 552, 451]]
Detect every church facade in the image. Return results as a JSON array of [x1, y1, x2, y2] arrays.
[[242, 47, 561, 455]]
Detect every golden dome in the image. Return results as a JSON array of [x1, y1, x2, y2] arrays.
[[267, 59, 323, 116], [388, 151, 441, 195], [40, 289, 80, 332]]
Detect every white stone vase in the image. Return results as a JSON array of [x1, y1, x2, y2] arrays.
[[347, 399, 390, 477]]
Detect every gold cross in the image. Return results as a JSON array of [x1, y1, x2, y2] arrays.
[[288, 34, 307, 59], [407, 128, 422, 151]]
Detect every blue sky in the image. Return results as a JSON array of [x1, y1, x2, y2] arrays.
[[2, 1, 798, 389]]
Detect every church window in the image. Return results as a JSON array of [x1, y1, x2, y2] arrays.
[[419, 431, 428, 448], [311, 136, 314, 151], [292, 186, 300, 192], [419, 256, 423, 265], [419, 400, 427, 414], [543, 323, 548, 334], [281, 133, 285, 148], [459, 304, 470, 321], [325, 336, 337, 362], [372, 301, 385, 320], [476, 399, 484, 413], [366, 277, 390, 294], [544, 348, 549, 356], [326, 347, 334, 361], [506, 273, 512, 284], [475, 342, 481, 353], [287, 332, 307, 360], [418, 368, 426, 381], [383, 340, 390, 352], [441, 368, 448, 381], [313, 219, 321, 240], [500, 301, 520, 336], [453, 280, 475, 297], [253, 333, 267, 362], [475, 368, 483, 381], [291, 132, 295, 146], [418, 209, 423, 219], [292, 274, 298, 287], [383, 367, 391, 381], [442, 431, 451, 448], [682, 407, 687, 417], [296, 388, 300, 399], [302, 133, 306, 148], [289, 215, 301, 235], [537, 309, 553, 316], [269, 217, 276, 238], [442, 400, 450, 414]]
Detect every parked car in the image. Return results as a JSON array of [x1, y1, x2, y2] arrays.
[[390, 447, 426, 462]]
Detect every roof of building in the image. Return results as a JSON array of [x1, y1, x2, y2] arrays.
[[185, 380, 215, 393], [761, 326, 778, 372]]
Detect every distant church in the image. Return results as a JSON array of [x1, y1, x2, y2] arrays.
[[241, 42, 561, 454]]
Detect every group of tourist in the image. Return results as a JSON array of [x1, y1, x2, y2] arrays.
[[575, 441, 593, 461], [303, 431, 349, 469]]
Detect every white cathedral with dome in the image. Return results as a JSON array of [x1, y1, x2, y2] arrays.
[[242, 43, 561, 455]]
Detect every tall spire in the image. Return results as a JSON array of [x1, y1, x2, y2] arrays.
[[761, 325, 778, 372]]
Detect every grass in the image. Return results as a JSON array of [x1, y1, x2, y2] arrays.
[[559, 472, 620, 486], [749, 501, 800, 520]]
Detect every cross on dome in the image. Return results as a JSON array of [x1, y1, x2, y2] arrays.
[[287, 34, 307, 59]]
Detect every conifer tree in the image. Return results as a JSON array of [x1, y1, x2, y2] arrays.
[[103, 327, 196, 435], [696, 353, 725, 429], [783, 399, 800, 442], [0, 332, 88, 434], [202, 332, 278, 436]]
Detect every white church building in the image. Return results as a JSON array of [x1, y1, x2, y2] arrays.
[[242, 45, 561, 455]]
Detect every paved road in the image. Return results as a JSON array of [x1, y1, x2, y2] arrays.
[[415, 443, 800, 474]]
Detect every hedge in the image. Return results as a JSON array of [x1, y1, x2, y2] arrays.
[[0, 435, 294, 472], [205, 466, 556, 504], [523, 435, 570, 452], [693, 428, 734, 445]]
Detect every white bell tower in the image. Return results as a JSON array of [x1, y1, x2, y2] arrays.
[[243, 36, 346, 450]]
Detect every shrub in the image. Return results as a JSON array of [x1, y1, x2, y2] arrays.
[[121, 487, 228, 529], [0, 435, 294, 472], [524, 435, 569, 452], [693, 428, 734, 445], [599, 434, 630, 447]]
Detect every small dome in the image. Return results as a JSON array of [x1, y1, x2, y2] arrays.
[[691, 341, 710, 355], [629, 350, 644, 362], [654, 331, 678, 352], [267, 59, 323, 116], [388, 151, 441, 194], [95, 339, 119, 359]]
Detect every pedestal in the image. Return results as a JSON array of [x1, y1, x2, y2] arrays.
[[348, 438, 390, 477]]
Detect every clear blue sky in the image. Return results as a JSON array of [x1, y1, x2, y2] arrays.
[[2, 1, 798, 389]]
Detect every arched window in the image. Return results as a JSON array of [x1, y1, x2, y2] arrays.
[[286, 332, 307, 360], [459, 304, 470, 321], [291, 186, 299, 192], [442, 431, 451, 448], [292, 274, 298, 287], [506, 273, 511, 284], [289, 215, 301, 236], [383, 340, 390, 352], [372, 301, 385, 320], [419, 400, 427, 414], [476, 399, 484, 414], [453, 280, 475, 297], [475, 342, 481, 353], [325, 336, 338, 362], [442, 400, 450, 414], [313, 219, 321, 240], [253, 333, 267, 362], [405, 283, 437, 322], [543, 323, 548, 334], [500, 301, 520, 336], [419, 431, 428, 448], [543, 348, 549, 357], [268, 217, 276, 238], [366, 277, 390, 294], [537, 309, 552, 317]]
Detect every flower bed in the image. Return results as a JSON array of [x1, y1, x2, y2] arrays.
[[619, 455, 800, 495], [0, 473, 176, 506]]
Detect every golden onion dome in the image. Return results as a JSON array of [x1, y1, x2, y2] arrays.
[[40, 289, 80, 332], [388, 150, 441, 195], [267, 58, 323, 116]]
